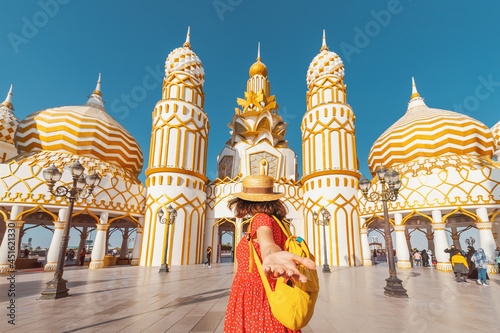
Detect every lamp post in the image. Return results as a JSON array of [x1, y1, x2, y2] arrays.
[[359, 166, 408, 298], [465, 237, 475, 248], [313, 207, 331, 273], [158, 205, 177, 273], [40, 161, 100, 300]]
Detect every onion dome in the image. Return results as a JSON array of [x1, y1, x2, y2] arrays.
[[0, 85, 20, 144], [15, 75, 144, 176], [368, 78, 495, 173], [306, 30, 345, 86], [165, 27, 205, 85], [249, 42, 268, 77]]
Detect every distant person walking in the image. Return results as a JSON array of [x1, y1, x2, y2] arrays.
[[203, 246, 212, 268], [471, 248, 489, 286], [413, 251, 422, 267], [421, 250, 429, 267], [451, 251, 469, 284], [372, 250, 378, 265], [79, 248, 86, 266]]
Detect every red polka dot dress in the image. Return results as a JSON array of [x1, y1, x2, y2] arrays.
[[224, 213, 301, 333]]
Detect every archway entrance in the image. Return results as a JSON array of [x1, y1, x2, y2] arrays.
[[218, 220, 235, 263]]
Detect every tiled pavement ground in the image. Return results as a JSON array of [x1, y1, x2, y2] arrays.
[[0, 263, 498, 333]]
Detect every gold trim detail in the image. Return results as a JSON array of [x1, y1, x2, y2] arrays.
[[146, 167, 208, 183]]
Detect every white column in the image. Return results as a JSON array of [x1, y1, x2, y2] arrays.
[[131, 226, 143, 266], [0, 206, 24, 273], [431, 209, 452, 272], [476, 207, 497, 274], [89, 212, 109, 269], [44, 222, 66, 271], [44, 208, 66, 271], [394, 213, 410, 269], [360, 226, 372, 266]]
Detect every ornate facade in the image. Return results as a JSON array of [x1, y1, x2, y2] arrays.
[[360, 79, 500, 273], [1, 29, 498, 275]]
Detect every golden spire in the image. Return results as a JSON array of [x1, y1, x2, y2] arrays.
[[1, 84, 13, 109], [249, 42, 268, 77], [410, 77, 420, 99], [320, 29, 329, 51], [183, 26, 192, 49], [93, 73, 102, 97]]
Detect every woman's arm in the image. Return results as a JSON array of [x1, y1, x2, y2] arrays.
[[256, 226, 316, 283]]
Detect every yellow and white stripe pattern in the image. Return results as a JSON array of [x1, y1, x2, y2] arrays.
[[15, 85, 143, 176], [368, 80, 494, 173]]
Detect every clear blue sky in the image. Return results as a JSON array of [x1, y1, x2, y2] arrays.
[[2, 0, 496, 249]]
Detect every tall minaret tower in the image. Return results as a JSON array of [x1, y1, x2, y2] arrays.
[[0, 85, 20, 162], [142, 28, 210, 267], [301, 31, 361, 267]]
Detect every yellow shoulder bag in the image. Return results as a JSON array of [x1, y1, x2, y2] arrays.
[[248, 215, 319, 331]]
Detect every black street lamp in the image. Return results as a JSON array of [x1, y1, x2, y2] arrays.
[[158, 205, 177, 273], [359, 166, 408, 298], [40, 161, 100, 300], [313, 207, 331, 273]]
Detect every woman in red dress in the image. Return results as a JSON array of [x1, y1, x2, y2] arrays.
[[224, 175, 316, 332]]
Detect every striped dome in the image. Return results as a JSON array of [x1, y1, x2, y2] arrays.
[[368, 80, 494, 173], [165, 30, 204, 85], [15, 79, 143, 176], [0, 85, 20, 145]]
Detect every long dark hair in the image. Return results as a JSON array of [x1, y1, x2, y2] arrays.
[[228, 197, 287, 221]]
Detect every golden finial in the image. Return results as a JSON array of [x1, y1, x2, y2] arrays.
[[1, 84, 13, 109], [410, 77, 420, 99], [249, 42, 268, 77], [93, 73, 102, 97], [320, 29, 329, 51], [183, 26, 192, 49]]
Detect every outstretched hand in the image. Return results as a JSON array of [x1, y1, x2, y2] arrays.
[[262, 251, 316, 283]]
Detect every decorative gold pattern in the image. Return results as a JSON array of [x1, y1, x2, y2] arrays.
[[165, 45, 204, 85], [249, 151, 278, 178], [359, 155, 500, 215], [0, 151, 145, 215], [226, 62, 287, 148]]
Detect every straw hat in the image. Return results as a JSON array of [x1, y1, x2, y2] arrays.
[[233, 175, 285, 202]]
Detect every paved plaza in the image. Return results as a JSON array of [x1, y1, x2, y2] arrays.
[[0, 263, 498, 333]]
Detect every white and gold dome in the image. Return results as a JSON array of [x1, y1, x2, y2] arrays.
[[306, 30, 345, 86], [165, 27, 205, 85], [15, 74, 143, 176], [0, 75, 145, 214], [368, 78, 495, 173]]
